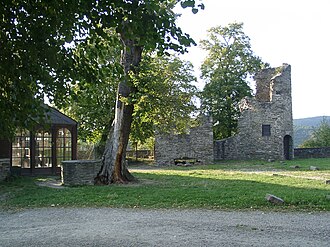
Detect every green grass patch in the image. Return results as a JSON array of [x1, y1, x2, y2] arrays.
[[1, 158, 329, 211]]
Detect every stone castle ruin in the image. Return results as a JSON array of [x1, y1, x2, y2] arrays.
[[155, 116, 214, 166], [214, 63, 294, 160], [155, 64, 293, 165]]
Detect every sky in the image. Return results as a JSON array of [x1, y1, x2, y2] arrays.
[[175, 0, 330, 119]]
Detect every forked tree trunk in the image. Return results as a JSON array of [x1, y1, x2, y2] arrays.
[[94, 35, 143, 184]]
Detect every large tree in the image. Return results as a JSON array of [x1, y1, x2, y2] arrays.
[[1, 0, 203, 184], [92, 1, 203, 184], [200, 22, 268, 139]]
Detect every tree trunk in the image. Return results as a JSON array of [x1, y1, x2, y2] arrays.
[[95, 121, 112, 159], [94, 35, 143, 184]]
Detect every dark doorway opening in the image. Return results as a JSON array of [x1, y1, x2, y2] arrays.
[[283, 135, 293, 160]]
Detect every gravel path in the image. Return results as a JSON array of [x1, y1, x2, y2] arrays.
[[0, 208, 329, 247]]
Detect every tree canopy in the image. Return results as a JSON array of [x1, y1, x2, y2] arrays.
[[0, 0, 203, 139], [60, 29, 121, 145], [200, 22, 268, 139], [130, 54, 197, 144], [0, 1, 80, 138], [63, 47, 198, 148]]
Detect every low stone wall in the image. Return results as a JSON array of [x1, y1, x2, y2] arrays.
[[155, 117, 214, 166], [61, 160, 101, 186], [214, 137, 239, 160], [0, 159, 10, 181], [126, 150, 154, 159], [294, 147, 330, 159]]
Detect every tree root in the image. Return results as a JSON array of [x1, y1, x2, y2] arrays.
[[94, 175, 110, 185], [94, 167, 137, 185]]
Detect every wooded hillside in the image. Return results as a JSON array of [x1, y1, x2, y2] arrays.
[[293, 116, 330, 147]]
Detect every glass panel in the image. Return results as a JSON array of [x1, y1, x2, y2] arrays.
[[65, 149, 72, 158], [12, 157, 20, 167], [35, 130, 52, 168], [57, 147, 64, 157], [56, 128, 72, 167], [11, 129, 31, 168]]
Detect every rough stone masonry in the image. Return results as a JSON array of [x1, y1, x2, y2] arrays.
[[155, 116, 214, 166], [155, 64, 293, 165], [214, 64, 294, 161], [0, 159, 10, 181]]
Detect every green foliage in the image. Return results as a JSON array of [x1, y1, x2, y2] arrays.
[[300, 118, 330, 148], [0, 0, 80, 138], [0, 0, 203, 139], [200, 22, 268, 139], [130, 54, 198, 144], [293, 116, 330, 147], [59, 30, 122, 144], [181, 0, 204, 13], [62, 46, 198, 145]]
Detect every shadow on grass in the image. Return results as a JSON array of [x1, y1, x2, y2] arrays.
[[1, 171, 329, 211], [160, 158, 330, 172]]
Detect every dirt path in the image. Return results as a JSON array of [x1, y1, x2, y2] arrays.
[[0, 208, 329, 246]]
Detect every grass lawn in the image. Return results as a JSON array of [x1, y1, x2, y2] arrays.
[[0, 158, 329, 211]]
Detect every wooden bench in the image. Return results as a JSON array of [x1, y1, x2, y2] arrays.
[[174, 157, 201, 166]]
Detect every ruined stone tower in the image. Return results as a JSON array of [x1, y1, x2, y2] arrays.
[[214, 64, 294, 160]]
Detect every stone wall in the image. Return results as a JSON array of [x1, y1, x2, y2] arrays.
[[0, 159, 10, 181], [126, 150, 154, 159], [294, 147, 330, 159], [215, 64, 294, 161], [214, 137, 239, 160], [155, 117, 214, 166], [61, 160, 101, 186]]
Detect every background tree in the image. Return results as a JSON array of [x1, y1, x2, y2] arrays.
[[200, 22, 268, 139], [130, 54, 197, 145], [60, 30, 122, 157], [300, 118, 330, 148]]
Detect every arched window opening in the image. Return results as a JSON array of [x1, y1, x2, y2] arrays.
[[56, 128, 72, 166], [12, 129, 30, 168]]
